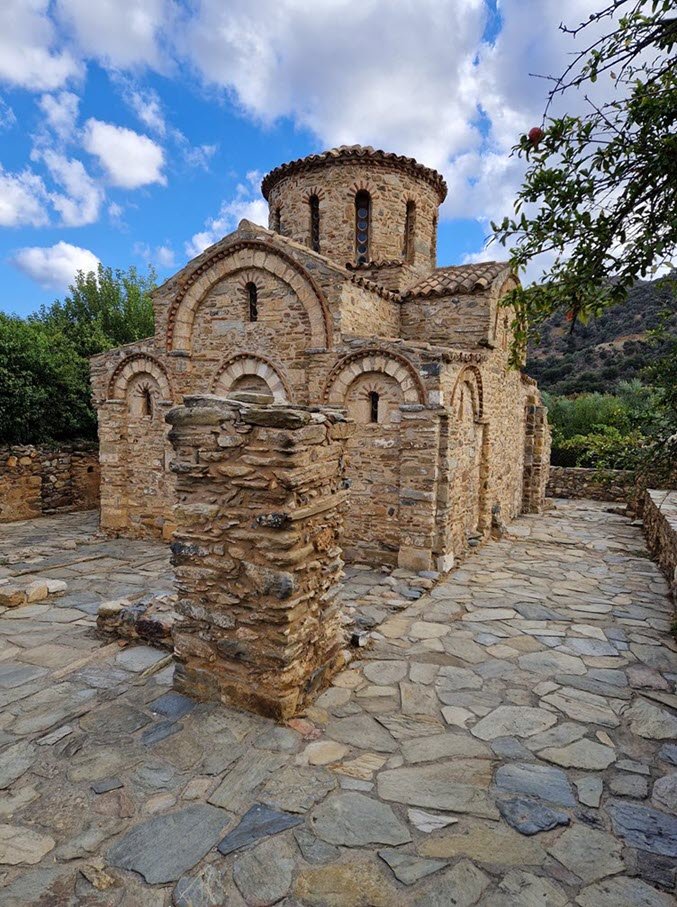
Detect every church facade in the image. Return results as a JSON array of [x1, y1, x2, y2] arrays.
[[90, 146, 550, 572]]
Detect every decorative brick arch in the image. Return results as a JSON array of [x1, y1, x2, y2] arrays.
[[108, 353, 173, 401], [450, 366, 484, 419], [211, 354, 290, 403], [166, 241, 333, 353], [323, 349, 426, 405]]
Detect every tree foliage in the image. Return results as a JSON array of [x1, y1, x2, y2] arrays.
[[492, 0, 676, 359], [0, 265, 156, 445]]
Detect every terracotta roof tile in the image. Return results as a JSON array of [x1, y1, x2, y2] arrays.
[[402, 262, 512, 299], [262, 145, 447, 202]]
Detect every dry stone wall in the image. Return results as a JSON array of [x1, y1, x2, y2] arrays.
[[547, 466, 635, 502], [0, 444, 99, 523], [167, 394, 353, 719], [642, 489, 677, 604]]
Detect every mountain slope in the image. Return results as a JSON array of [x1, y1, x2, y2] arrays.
[[526, 275, 676, 395]]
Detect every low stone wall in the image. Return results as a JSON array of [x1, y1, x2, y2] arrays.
[[642, 489, 677, 602], [0, 444, 100, 523], [546, 466, 635, 502]]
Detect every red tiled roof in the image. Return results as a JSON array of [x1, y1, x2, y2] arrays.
[[402, 262, 512, 299], [261, 145, 447, 202]]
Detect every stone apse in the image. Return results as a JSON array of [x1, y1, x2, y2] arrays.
[[91, 145, 549, 573]]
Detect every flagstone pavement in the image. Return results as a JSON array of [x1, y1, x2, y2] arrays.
[[0, 499, 675, 906]]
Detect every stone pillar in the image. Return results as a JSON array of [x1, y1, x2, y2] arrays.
[[522, 401, 551, 514], [166, 394, 353, 720], [397, 404, 443, 572]]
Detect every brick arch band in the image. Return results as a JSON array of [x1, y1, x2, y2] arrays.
[[450, 366, 484, 419], [323, 349, 426, 405], [108, 353, 173, 401], [211, 354, 291, 403], [166, 241, 333, 353]]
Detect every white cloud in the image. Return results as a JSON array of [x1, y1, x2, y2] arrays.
[[0, 166, 49, 227], [185, 171, 267, 257], [11, 240, 100, 289], [0, 0, 80, 91], [112, 76, 167, 135], [134, 241, 176, 269], [0, 98, 16, 130], [55, 0, 171, 70], [181, 142, 218, 171], [37, 150, 104, 226], [108, 202, 125, 226], [180, 0, 487, 170], [83, 118, 166, 189], [38, 91, 80, 141]]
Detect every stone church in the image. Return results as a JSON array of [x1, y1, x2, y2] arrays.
[[91, 146, 550, 572]]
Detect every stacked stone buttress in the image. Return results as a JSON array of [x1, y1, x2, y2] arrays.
[[166, 394, 353, 719]]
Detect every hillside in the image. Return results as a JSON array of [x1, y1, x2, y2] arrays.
[[526, 275, 677, 395]]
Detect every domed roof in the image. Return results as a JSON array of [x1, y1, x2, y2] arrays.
[[261, 145, 447, 202]]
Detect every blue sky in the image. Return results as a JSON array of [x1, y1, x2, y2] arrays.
[[0, 0, 596, 317]]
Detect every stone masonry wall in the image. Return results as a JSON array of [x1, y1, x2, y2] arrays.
[[266, 160, 441, 290], [167, 394, 353, 719], [642, 489, 677, 604], [547, 466, 635, 502], [0, 444, 100, 523]]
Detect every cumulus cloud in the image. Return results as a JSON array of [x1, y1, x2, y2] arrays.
[[83, 118, 166, 189], [134, 241, 176, 269], [0, 166, 49, 227], [55, 0, 172, 70], [0, 0, 80, 91], [11, 240, 100, 289], [37, 150, 104, 226], [37, 91, 80, 141], [185, 171, 268, 257]]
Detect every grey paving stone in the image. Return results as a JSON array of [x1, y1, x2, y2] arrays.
[[489, 736, 534, 760], [259, 764, 335, 813], [485, 869, 568, 907], [378, 763, 499, 819], [497, 796, 570, 836], [107, 804, 230, 884], [150, 691, 196, 720], [233, 836, 295, 906], [575, 776, 603, 808], [413, 859, 491, 907], [607, 799, 677, 857], [115, 645, 168, 673], [0, 662, 48, 690], [574, 876, 674, 907], [609, 773, 649, 798], [0, 741, 36, 789], [471, 706, 557, 740], [141, 719, 183, 746], [378, 847, 447, 885], [539, 739, 616, 771], [326, 714, 398, 752], [217, 803, 302, 856], [494, 763, 576, 807], [310, 791, 411, 846], [91, 777, 123, 794], [293, 827, 340, 864], [172, 864, 234, 907], [547, 825, 624, 883]]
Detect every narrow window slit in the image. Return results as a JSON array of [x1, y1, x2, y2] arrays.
[[309, 195, 321, 252], [355, 190, 371, 263], [246, 282, 258, 322], [369, 391, 379, 423]]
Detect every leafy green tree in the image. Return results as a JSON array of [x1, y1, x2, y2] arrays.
[[32, 264, 156, 358], [1, 264, 157, 444], [0, 315, 95, 443], [492, 0, 676, 357]]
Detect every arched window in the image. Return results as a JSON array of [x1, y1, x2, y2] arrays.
[[369, 391, 380, 423], [355, 190, 371, 263], [272, 206, 281, 234], [431, 213, 438, 266], [309, 195, 320, 252], [246, 282, 258, 322], [404, 200, 416, 263], [142, 387, 153, 418]]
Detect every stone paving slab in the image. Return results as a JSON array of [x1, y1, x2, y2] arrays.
[[0, 500, 675, 904]]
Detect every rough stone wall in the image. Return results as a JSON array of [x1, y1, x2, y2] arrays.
[[167, 394, 352, 719], [522, 399, 551, 514], [339, 280, 399, 339], [266, 160, 440, 287], [642, 489, 677, 603], [401, 291, 492, 348], [0, 444, 100, 523], [547, 466, 635, 502]]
